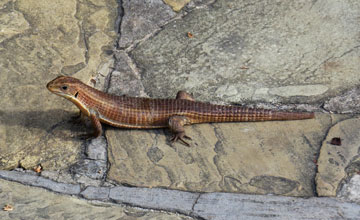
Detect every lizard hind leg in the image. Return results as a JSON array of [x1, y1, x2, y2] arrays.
[[176, 91, 195, 101], [168, 115, 192, 147]]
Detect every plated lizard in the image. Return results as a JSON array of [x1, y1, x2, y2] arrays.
[[47, 76, 315, 146]]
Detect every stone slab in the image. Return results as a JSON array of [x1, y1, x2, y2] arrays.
[[0, 170, 80, 195], [324, 86, 360, 114], [85, 137, 107, 161], [109, 186, 199, 214], [316, 118, 360, 196], [131, 0, 360, 104], [106, 113, 332, 196], [0, 179, 191, 220], [338, 174, 360, 204], [118, 0, 176, 48], [0, 0, 118, 170], [70, 159, 107, 180], [81, 186, 110, 201], [193, 192, 360, 220]]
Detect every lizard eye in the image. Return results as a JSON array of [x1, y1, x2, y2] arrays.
[[61, 85, 68, 90]]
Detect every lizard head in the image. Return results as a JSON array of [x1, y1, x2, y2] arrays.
[[47, 76, 83, 100]]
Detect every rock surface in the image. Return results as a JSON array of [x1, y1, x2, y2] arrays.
[[1, 0, 360, 218], [106, 113, 332, 196], [0, 179, 191, 220], [118, 0, 176, 48], [0, 0, 118, 170], [316, 118, 360, 196], [2, 171, 360, 220], [324, 86, 360, 113], [163, 0, 191, 11], [131, 0, 360, 104], [338, 174, 360, 204], [194, 192, 360, 220]]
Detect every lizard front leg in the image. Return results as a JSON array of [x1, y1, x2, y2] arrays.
[[89, 109, 102, 137], [168, 115, 192, 146]]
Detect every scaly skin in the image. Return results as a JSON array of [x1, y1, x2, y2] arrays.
[[47, 76, 315, 146]]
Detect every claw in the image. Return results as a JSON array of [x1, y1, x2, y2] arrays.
[[170, 132, 191, 147]]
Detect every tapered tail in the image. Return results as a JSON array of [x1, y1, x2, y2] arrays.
[[265, 110, 315, 121], [192, 106, 315, 123]]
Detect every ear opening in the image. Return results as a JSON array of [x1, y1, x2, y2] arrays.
[[74, 91, 79, 98]]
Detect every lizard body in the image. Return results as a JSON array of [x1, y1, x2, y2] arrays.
[[47, 76, 315, 146]]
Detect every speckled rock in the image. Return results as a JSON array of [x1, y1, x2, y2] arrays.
[[316, 118, 360, 196], [338, 174, 360, 204], [131, 0, 360, 104], [163, 0, 191, 11], [107, 51, 147, 97], [106, 113, 333, 196], [0, 179, 192, 220], [118, 0, 176, 48], [0, 0, 118, 170], [324, 86, 360, 113]]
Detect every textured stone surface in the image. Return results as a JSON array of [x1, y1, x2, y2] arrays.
[[338, 174, 360, 204], [81, 186, 110, 201], [194, 192, 360, 220], [70, 159, 107, 180], [0, 170, 80, 195], [107, 113, 332, 196], [85, 137, 108, 161], [163, 0, 191, 11], [109, 186, 199, 214], [131, 0, 360, 104], [0, 179, 191, 220], [316, 118, 360, 196], [118, 0, 176, 48], [324, 86, 360, 113], [0, 0, 118, 170], [107, 51, 147, 97]]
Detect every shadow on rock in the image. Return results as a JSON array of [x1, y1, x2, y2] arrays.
[[0, 109, 92, 137]]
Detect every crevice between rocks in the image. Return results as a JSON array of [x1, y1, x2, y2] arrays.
[[190, 193, 202, 214], [312, 115, 354, 197], [303, 134, 319, 197], [115, 0, 124, 49]]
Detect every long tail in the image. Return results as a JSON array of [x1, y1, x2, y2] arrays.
[[191, 105, 315, 123]]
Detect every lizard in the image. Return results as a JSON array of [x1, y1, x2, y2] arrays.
[[47, 76, 315, 146]]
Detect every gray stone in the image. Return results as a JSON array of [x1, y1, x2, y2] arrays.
[[81, 186, 110, 201], [338, 174, 360, 204], [118, 0, 177, 48], [0, 170, 80, 195], [75, 175, 103, 187], [193, 193, 360, 220], [109, 186, 199, 214], [107, 51, 147, 97], [0, 170, 38, 184], [0, 179, 191, 220], [163, 0, 192, 11], [131, 0, 360, 105], [70, 159, 107, 180], [86, 136, 108, 161], [324, 86, 360, 113], [40, 170, 60, 181], [35, 177, 81, 195]]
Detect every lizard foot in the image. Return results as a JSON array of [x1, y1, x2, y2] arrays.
[[171, 132, 192, 147]]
